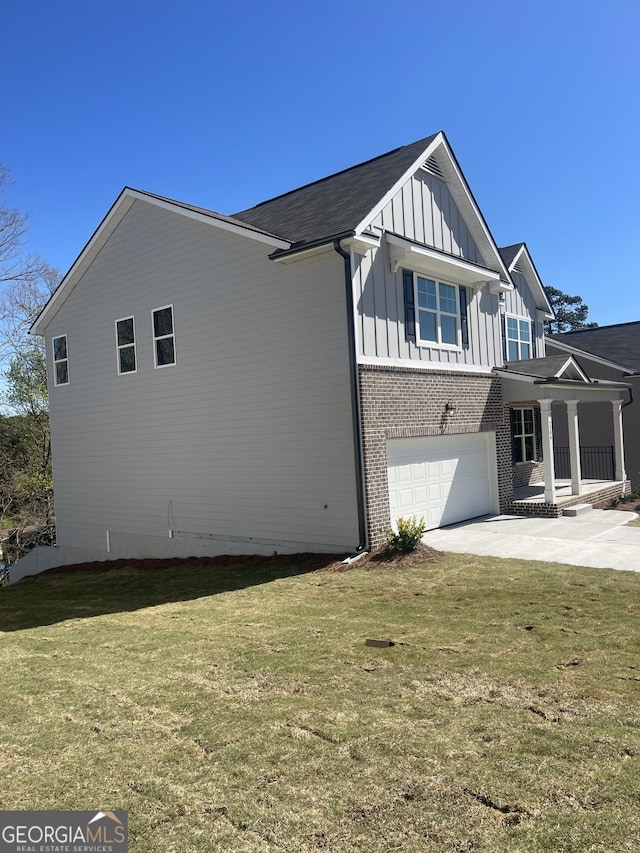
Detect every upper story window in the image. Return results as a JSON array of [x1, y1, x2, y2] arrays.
[[506, 316, 532, 361], [152, 305, 176, 367], [415, 275, 460, 348], [116, 317, 137, 374], [52, 335, 69, 385]]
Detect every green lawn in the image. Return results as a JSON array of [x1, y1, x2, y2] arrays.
[[1, 551, 639, 852]]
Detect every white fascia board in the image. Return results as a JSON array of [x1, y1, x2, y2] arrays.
[[496, 370, 628, 403], [556, 356, 589, 382], [31, 189, 290, 335], [352, 133, 444, 237], [130, 190, 290, 249], [387, 234, 503, 288], [509, 244, 554, 315], [545, 338, 636, 375], [31, 189, 136, 335], [353, 134, 511, 284], [434, 138, 512, 281]]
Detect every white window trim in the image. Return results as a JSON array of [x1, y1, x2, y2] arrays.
[[506, 314, 532, 361], [115, 316, 137, 375], [52, 334, 69, 386], [152, 304, 176, 369], [414, 273, 462, 350], [512, 406, 538, 464]]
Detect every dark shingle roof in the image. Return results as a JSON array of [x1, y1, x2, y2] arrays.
[[548, 323, 640, 372], [503, 355, 576, 379], [232, 133, 440, 247], [499, 243, 524, 268]]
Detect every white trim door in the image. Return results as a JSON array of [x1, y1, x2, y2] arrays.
[[387, 432, 498, 530]]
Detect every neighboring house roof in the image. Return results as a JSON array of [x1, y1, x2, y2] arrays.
[[547, 323, 640, 374], [232, 134, 440, 247], [499, 243, 554, 317]]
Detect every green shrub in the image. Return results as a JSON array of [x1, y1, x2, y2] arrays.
[[386, 515, 426, 553]]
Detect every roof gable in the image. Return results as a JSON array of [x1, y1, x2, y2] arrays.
[[499, 243, 554, 317], [31, 189, 289, 335], [502, 355, 589, 382]]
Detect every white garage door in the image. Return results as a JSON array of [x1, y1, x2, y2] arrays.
[[387, 432, 497, 531]]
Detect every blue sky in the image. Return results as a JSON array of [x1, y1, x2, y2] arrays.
[[2, 0, 639, 326]]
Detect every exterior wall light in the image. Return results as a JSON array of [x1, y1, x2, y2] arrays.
[[445, 401, 457, 414]]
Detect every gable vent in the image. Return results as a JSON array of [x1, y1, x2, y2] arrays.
[[421, 155, 445, 180], [513, 261, 525, 274]]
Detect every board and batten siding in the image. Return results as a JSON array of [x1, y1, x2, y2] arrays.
[[353, 240, 503, 369], [358, 170, 503, 369], [502, 271, 545, 357], [371, 171, 482, 262], [44, 200, 359, 557]]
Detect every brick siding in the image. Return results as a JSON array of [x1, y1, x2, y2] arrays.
[[358, 365, 513, 545]]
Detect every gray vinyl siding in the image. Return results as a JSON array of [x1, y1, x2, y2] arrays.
[[354, 239, 503, 369], [44, 200, 359, 555], [503, 271, 545, 357]]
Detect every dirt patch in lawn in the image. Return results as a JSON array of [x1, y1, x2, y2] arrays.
[[41, 544, 444, 579]]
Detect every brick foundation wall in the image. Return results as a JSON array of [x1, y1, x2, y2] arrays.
[[358, 365, 513, 545], [506, 481, 630, 519], [513, 461, 545, 488]]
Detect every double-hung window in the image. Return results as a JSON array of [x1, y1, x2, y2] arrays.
[[115, 317, 136, 374], [506, 316, 532, 360], [52, 335, 69, 385], [512, 407, 537, 463], [153, 305, 176, 367], [415, 275, 460, 347]]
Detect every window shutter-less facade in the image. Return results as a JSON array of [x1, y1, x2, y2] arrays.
[[403, 269, 416, 340]]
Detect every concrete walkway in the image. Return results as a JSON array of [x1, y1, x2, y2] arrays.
[[424, 509, 640, 572]]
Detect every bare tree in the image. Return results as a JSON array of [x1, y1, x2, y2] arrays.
[[0, 164, 61, 362]]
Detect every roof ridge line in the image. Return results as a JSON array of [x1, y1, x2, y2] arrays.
[[232, 134, 440, 215]]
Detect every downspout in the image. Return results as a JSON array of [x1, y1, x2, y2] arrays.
[[622, 386, 634, 409], [334, 239, 368, 552]]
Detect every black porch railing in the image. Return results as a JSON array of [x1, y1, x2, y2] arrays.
[[553, 446, 615, 481]]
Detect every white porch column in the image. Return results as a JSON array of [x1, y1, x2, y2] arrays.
[[612, 400, 626, 483], [566, 400, 582, 495], [539, 399, 556, 503]]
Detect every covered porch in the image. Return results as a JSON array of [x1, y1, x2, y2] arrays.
[[497, 356, 630, 517]]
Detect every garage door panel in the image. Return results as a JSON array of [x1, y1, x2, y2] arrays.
[[387, 433, 495, 531]]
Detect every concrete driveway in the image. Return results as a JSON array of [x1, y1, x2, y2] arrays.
[[424, 509, 640, 572]]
